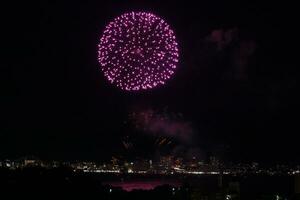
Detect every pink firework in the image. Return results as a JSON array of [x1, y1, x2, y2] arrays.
[[98, 12, 179, 91]]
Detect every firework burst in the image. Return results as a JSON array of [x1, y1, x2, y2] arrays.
[[98, 12, 179, 91]]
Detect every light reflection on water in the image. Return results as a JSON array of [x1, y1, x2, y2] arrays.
[[104, 180, 181, 192]]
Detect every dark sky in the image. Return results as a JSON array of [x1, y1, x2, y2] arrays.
[[1, 1, 299, 164]]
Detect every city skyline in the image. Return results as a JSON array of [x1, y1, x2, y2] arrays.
[[2, 156, 300, 176]]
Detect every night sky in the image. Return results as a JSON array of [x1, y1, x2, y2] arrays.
[[1, 1, 299, 164]]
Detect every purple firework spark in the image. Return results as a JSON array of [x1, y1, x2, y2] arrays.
[[98, 12, 179, 91]]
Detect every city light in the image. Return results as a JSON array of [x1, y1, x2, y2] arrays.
[[1, 157, 299, 177]]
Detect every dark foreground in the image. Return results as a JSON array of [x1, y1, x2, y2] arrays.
[[1, 167, 300, 200]]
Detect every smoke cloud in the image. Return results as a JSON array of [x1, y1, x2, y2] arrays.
[[129, 109, 196, 145]]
